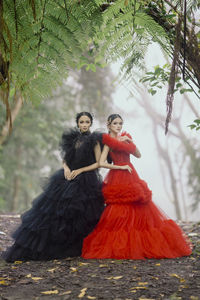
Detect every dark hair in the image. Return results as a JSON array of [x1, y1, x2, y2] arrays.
[[107, 114, 123, 125], [76, 112, 93, 126]]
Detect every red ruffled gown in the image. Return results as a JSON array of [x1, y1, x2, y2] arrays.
[[82, 133, 192, 259]]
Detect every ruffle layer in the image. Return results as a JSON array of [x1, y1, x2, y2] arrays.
[[82, 202, 192, 259], [3, 169, 104, 262], [103, 180, 152, 205]]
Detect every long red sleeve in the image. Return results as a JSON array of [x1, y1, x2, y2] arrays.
[[102, 133, 136, 155]]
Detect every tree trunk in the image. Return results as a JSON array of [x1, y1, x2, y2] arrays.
[[11, 175, 20, 212], [153, 125, 182, 220], [10, 144, 21, 212], [0, 94, 23, 145]]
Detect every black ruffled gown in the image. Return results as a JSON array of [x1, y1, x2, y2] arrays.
[[3, 129, 104, 262]]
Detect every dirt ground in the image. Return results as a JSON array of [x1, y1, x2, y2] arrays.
[[0, 214, 199, 300]]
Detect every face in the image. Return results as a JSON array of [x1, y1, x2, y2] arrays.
[[108, 117, 123, 135], [77, 115, 92, 133]]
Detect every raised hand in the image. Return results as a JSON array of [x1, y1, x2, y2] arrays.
[[118, 135, 132, 143]]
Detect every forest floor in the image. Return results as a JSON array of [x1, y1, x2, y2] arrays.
[[0, 215, 199, 300]]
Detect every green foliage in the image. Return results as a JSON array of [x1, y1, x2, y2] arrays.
[[188, 119, 200, 131], [1, 0, 199, 123], [92, 0, 170, 76], [140, 64, 193, 95], [0, 0, 104, 107]]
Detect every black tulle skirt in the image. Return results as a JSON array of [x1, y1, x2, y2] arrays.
[[3, 169, 104, 262]]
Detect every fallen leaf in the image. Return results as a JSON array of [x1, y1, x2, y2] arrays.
[[106, 276, 123, 280], [133, 266, 137, 269], [78, 288, 87, 298], [179, 284, 188, 289], [47, 268, 58, 273], [170, 273, 180, 278], [99, 264, 108, 268], [87, 296, 96, 299], [138, 282, 148, 285], [130, 287, 148, 290], [70, 267, 78, 272], [170, 273, 185, 283], [113, 276, 123, 280], [14, 261, 23, 264], [41, 290, 59, 295], [151, 276, 159, 280], [0, 280, 9, 286], [59, 291, 72, 295], [26, 274, 32, 278], [155, 263, 160, 266], [79, 262, 89, 266], [31, 277, 43, 281]]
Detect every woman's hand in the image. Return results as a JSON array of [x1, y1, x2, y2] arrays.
[[118, 135, 132, 143], [70, 168, 83, 180], [64, 167, 71, 180], [120, 165, 132, 173]]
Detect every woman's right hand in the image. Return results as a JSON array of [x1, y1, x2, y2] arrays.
[[64, 167, 71, 180], [120, 165, 132, 173], [118, 135, 132, 143]]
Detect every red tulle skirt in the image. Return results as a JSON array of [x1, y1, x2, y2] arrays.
[[82, 167, 192, 259]]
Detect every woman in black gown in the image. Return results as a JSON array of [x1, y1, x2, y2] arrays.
[[3, 112, 104, 262]]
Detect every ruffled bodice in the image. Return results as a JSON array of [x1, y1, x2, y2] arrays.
[[60, 128, 101, 170], [109, 151, 130, 165]]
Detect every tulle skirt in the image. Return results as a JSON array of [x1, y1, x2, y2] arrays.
[[82, 168, 192, 259], [3, 169, 104, 262]]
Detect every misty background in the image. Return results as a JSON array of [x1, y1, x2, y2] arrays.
[[0, 43, 199, 222]]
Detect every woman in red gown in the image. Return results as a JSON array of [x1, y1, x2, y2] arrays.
[[82, 114, 192, 259]]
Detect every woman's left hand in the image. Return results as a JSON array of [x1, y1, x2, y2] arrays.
[[70, 169, 83, 180]]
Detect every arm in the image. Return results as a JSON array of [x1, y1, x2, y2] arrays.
[[99, 145, 132, 173], [70, 142, 101, 180], [134, 148, 141, 158], [102, 133, 138, 156], [118, 135, 141, 158]]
